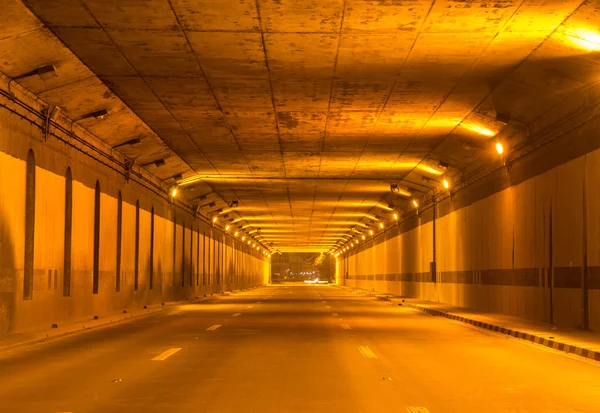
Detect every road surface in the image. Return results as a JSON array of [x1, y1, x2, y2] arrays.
[[1, 284, 599, 412]]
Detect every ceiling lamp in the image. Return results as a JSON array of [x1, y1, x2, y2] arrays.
[[113, 137, 141, 149], [495, 141, 504, 155]]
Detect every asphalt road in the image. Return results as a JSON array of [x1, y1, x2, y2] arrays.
[[1, 284, 599, 413]]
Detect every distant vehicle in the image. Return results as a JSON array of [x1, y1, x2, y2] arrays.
[[304, 279, 329, 284]]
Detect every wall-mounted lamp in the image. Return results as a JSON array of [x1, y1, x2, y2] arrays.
[[141, 158, 166, 168], [79, 109, 109, 121], [113, 137, 141, 149], [14, 65, 59, 82], [442, 179, 450, 190], [170, 186, 178, 197], [412, 199, 419, 208], [495, 141, 504, 155]]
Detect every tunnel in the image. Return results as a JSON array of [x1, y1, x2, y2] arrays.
[[1, 0, 600, 412]]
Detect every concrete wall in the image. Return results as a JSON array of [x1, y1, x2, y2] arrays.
[[340, 118, 600, 332], [0, 91, 270, 336]]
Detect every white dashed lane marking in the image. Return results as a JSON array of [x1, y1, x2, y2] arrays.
[[358, 346, 377, 359], [232, 313, 241, 317], [151, 348, 182, 361], [206, 325, 221, 331], [340, 324, 351, 330], [332, 313, 339, 317]]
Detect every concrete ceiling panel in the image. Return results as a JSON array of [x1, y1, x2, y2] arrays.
[[187, 32, 268, 78], [0, 29, 95, 94], [1, 0, 42, 40], [211, 79, 274, 111], [145, 76, 218, 110], [51, 28, 137, 76], [277, 111, 327, 135], [22, 0, 98, 27], [265, 33, 338, 80], [422, 0, 522, 33], [103, 76, 165, 110], [343, 0, 432, 33], [109, 30, 201, 77], [336, 33, 416, 80], [171, 0, 259, 32], [503, 0, 585, 32], [226, 111, 278, 134], [258, 0, 344, 33], [235, 133, 281, 152], [331, 81, 393, 112], [280, 135, 324, 152], [82, 0, 179, 31], [272, 80, 331, 110]]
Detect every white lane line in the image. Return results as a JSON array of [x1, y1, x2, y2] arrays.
[[332, 312, 339, 317], [247, 305, 254, 309], [232, 313, 241, 317], [326, 305, 332, 308], [340, 324, 351, 330], [358, 345, 377, 359], [406, 408, 429, 413], [206, 324, 222, 331], [151, 348, 182, 361]]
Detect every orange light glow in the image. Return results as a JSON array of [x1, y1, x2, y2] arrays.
[[412, 199, 418, 208], [369, 229, 373, 236], [379, 223, 384, 229], [495, 141, 504, 155], [566, 29, 600, 51], [463, 122, 496, 136], [225, 225, 230, 231], [393, 212, 398, 220], [443, 179, 449, 189]]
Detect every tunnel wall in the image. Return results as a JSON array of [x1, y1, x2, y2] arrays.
[[340, 112, 600, 332], [0, 95, 270, 335]]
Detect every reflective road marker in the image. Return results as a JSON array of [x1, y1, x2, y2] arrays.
[[152, 348, 181, 361], [206, 324, 221, 331]]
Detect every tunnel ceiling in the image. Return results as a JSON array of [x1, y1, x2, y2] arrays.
[[4, 0, 599, 252]]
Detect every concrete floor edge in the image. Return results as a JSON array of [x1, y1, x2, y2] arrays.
[[338, 285, 600, 364]]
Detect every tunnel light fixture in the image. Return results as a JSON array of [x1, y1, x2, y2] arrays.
[[225, 225, 230, 231], [142, 158, 166, 168], [412, 199, 419, 208], [248, 240, 251, 244], [113, 137, 141, 149], [170, 186, 178, 197], [80, 109, 109, 121], [369, 229, 373, 236], [495, 141, 504, 155], [212, 216, 217, 223], [393, 212, 398, 221], [379, 222, 384, 229], [234, 231, 239, 236], [242, 236, 246, 241], [13, 64, 59, 82], [167, 173, 183, 182], [442, 179, 449, 190], [362, 235, 366, 240]]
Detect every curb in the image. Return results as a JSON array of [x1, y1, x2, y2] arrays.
[[340, 286, 600, 363], [396, 300, 600, 362], [1, 295, 216, 352]]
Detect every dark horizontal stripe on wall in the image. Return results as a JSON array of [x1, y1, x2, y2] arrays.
[[347, 267, 600, 289], [554, 267, 583, 289], [589, 267, 600, 290], [440, 270, 474, 285]]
